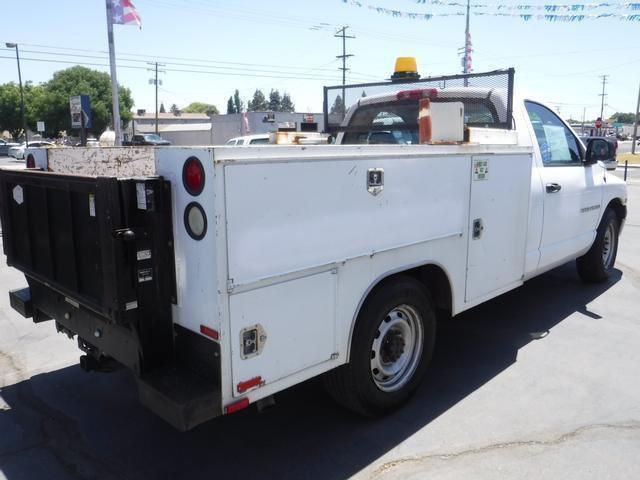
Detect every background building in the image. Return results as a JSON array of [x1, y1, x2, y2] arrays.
[[125, 110, 211, 145], [210, 112, 324, 145]]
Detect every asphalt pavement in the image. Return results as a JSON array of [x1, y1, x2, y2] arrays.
[[0, 169, 638, 480]]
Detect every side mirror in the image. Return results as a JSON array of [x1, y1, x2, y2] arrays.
[[584, 140, 597, 165]]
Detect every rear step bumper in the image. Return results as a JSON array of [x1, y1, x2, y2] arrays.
[[7, 284, 223, 431], [137, 366, 221, 431]]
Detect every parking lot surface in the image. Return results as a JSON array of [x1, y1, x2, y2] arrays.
[[0, 169, 638, 480]]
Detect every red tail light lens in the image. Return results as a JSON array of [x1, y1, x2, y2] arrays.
[[396, 88, 438, 101], [225, 398, 250, 415], [182, 156, 205, 196]]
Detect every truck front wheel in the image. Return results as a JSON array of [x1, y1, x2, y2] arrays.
[[576, 208, 619, 283], [324, 276, 436, 416]]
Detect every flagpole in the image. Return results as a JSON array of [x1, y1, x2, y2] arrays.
[[106, 0, 123, 146]]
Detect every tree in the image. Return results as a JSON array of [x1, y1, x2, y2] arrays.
[[159, 102, 166, 113], [233, 89, 243, 114], [329, 94, 345, 115], [31, 66, 133, 137], [0, 81, 48, 139], [268, 89, 282, 112], [170, 103, 179, 115], [247, 89, 268, 111], [280, 92, 295, 113], [227, 96, 235, 114], [183, 102, 219, 115], [0, 82, 25, 139], [610, 112, 636, 124]]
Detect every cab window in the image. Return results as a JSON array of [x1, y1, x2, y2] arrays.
[[342, 99, 501, 145], [343, 104, 418, 145], [525, 101, 582, 166]]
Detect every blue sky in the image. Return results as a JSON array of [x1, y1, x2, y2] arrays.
[[1, 0, 639, 121]]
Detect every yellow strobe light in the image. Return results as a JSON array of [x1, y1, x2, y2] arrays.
[[391, 57, 420, 81]]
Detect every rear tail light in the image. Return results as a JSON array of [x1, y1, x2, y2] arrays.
[[184, 202, 207, 240], [182, 156, 205, 196], [396, 88, 438, 101], [26, 154, 35, 169], [225, 398, 250, 415], [200, 324, 219, 340]]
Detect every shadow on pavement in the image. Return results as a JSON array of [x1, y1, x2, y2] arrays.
[[0, 263, 621, 480]]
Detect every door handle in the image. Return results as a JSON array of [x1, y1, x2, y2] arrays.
[[546, 183, 562, 193], [472, 218, 484, 240]]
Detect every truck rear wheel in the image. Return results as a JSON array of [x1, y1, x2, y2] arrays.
[[576, 208, 619, 283], [324, 276, 435, 416]]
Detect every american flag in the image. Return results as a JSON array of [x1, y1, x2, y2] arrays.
[[110, 0, 141, 27]]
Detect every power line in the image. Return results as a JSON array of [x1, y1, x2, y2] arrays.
[[4, 44, 379, 82], [0, 54, 366, 83]]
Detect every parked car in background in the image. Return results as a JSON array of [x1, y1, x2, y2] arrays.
[[8, 141, 56, 160], [74, 138, 101, 147], [123, 134, 171, 146], [0, 139, 20, 156], [225, 134, 270, 145], [579, 135, 617, 170]]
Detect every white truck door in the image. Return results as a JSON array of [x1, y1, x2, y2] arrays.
[[465, 153, 532, 302], [524, 101, 603, 269]]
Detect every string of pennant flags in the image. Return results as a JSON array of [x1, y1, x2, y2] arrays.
[[414, 0, 640, 10], [342, 0, 640, 20]]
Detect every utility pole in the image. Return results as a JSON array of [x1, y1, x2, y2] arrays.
[[335, 26, 355, 114], [599, 74, 608, 133], [5, 43, 27, 144], [463, 0, 471, 86], [632, 80, 639, 155], [148, 62, 165, 135]]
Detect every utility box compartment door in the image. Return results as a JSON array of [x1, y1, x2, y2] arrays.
[[229, 271, 336, 397], [465, 154, 532, 302]]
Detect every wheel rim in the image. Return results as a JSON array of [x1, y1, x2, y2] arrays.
[[370, 304, 424, 392], [602, 222, 616, 270]]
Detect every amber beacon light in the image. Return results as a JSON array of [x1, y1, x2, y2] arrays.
[[391, 57, 420, 81]]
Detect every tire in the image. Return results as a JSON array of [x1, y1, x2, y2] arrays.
[[576, 208, 619, 283], [324, 276, 436, 416]]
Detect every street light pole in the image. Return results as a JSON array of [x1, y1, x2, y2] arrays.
[[6, 43, 28, 144]]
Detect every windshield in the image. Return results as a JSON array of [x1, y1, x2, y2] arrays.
[[144, 134, 163, 141]]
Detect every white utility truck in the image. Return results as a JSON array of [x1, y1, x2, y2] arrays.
[[0, 66, 627, 430]]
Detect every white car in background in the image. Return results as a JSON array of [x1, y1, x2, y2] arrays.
[[9, 141, 55, 159], [0, 139, 20, 156], [225, 134, 270, 145]]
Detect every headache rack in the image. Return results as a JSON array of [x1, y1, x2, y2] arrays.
[[323, 68, 515, 136]]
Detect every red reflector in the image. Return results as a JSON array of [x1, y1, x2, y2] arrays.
[[200, 325, 219, 340], [396, 88, 438, 101], [237, 376, 263, 393], [182, 156, 205, 196], [225, 398, 250, 415]]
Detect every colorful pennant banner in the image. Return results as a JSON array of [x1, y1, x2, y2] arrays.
[[342, 0, 640, 20], [414, 1, 640, 10]]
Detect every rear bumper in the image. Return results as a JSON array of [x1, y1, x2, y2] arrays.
[[10, 280, 222, 431]]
